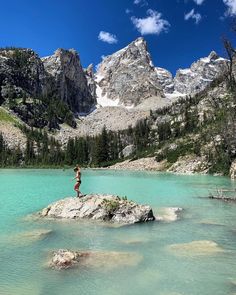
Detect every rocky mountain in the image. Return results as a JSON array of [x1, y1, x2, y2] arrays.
[[155, 67, 174, 94], [174, 51, 228, 95], [95, 37, 165, 107], [157, 51, 229, 96], [0, 40, 230, 139], [0, 47, 97, 128], [42, 49, 96, 114], [94, 40, 228, 108], [0, 48, 48, 101], [84, 64, 96, 106]]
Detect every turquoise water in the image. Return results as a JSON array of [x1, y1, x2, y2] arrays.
[[1, 169, 236, 295]]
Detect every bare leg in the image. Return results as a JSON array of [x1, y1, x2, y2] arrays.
[[74, 182, 80, 198], [76, 183, 81, 198]]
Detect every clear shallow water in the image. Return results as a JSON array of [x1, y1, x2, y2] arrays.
[[0, 169, 236, 295]]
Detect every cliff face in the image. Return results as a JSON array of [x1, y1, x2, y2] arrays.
[[95, 37, 164, 107], [84, 64, 96, 104], [42, 49, 96, 114], [155, 67, 174, 94], [0, 48, 48, 100], [174, 51, 229, 95], [0, 48, 97, 128]]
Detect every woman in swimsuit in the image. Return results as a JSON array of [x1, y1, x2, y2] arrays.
[[73, 165, 82, 198]]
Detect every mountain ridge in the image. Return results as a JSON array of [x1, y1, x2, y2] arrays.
[[0, 38, 232, 169]]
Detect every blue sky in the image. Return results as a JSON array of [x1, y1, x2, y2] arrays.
[[0, 0, 235, 74]]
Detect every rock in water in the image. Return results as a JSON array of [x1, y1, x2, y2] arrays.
[[167, 240, 224, 256], [50, 249, 142, 270], [51, 249, 80, 269], [6, 229, 53, 246], [156, 207, 183, 222], [39, 194, 155, 224]]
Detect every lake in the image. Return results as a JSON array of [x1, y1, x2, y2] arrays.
[[0, 169, 236, 295]]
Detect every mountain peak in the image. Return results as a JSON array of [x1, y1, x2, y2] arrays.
[[208, 51, 219, 61], [132, 37, 146, 47], [54, 48, 78, 58], [95, 37, 163, 107], [172, 51, 228, 95]]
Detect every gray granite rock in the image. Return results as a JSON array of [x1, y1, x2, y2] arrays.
[[121, 144, 135, 158], [42, 49, 96, 114], [95, 37, 164, 107], [40, 194, 155, 224], [174, 51, 228, 95], [0, 48, 48, 98], [155, 67, 174, 94], [84, 64, 97, 102]]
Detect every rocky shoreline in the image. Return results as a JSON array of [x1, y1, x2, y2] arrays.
[[108, 155, 209, 175], [108, 157, 168, 171]]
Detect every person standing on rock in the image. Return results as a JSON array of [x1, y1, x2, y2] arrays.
[[73, 165, 82, 198]]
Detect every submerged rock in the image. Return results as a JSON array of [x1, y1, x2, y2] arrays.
[[50, 249, 80, 269], [167, 240, 224, 256], [156, 207, 183, 222], [7, 229, 52, 245], [118, 237, 150, 245], [198, 219, 226, 226], [50, 249, 142, 270], [39, 194, 155, 224]]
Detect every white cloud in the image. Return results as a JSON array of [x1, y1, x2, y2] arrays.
[[193, 0, 205, 4], [98, 31, 118, 44], [131, 9, 170, 35], [184, 9, 202, 24], [134, 0, 148, 6], [223, 0, 236, 16]]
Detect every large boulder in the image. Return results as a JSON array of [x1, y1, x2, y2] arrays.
[[39, 194, 155, 224], [121, 144, 135, 158]]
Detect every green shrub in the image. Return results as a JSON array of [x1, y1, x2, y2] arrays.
[[102, 199, 120, 212]]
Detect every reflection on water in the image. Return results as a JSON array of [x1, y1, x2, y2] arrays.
[[0, 169, 236, 295]]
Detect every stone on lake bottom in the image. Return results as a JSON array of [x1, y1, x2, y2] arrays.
[[167, 240, 225, 256], [50, 249, 142, 270]]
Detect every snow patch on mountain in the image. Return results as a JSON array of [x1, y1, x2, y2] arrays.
[[96, 83, 120, 107], [95, 37, 164, 108]]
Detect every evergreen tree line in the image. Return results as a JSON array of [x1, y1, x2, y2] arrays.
[[0, 119, 152, 168]]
